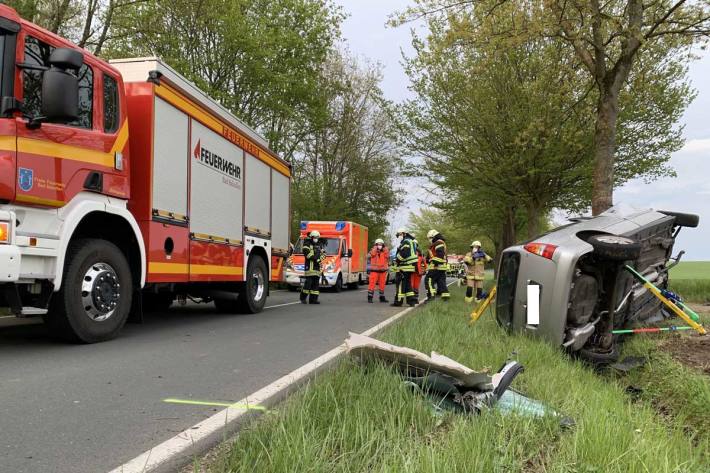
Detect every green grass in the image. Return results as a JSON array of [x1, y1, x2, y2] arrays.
[[669, 279, 710, 304], [205, 287, 710, 473], [670, 262, 710, 280]]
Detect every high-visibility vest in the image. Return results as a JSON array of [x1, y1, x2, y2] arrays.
[[427, 239, 449, 271], [303, 241, 325, 277], [395, 238, 418, 272]]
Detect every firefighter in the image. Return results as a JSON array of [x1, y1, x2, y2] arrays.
[[391, 227, 418, 307], [300, 230, 326, 304], [463, 240, 493, 302], [410, 239, 426, 301], [367, 238, 389, 303], [424, 229, 450, 301]]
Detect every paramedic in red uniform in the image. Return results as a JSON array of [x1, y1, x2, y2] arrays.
[[367, 239, 389, 303]]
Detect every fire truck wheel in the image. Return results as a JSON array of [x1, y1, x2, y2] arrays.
[[239, 256, 268, 313], [48, 239, 133, 343]]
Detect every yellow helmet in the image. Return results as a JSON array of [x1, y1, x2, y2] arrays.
[[427, 229, 438, 240], [375, 238, 385, 245], [308, 230, 321, 238], [471, 240, 481, 247]]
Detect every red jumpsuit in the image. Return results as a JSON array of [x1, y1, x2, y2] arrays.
[[410, 252, 426, 298], [367, 246, 389, 302]]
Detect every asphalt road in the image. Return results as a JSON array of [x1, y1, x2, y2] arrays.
[[0, 285, 410, 473]]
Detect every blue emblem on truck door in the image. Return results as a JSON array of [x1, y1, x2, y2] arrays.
[[18, 168, 33, 192]]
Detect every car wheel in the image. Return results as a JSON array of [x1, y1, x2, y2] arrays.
[[334, 274, 344, 292], [47, 239, 133, 343], [238, 256, 268, 313], [588, 235, 641, 261], [659, 210, 700, 228]]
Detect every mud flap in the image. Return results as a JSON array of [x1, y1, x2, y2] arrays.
[[127, 287, 143, 324]]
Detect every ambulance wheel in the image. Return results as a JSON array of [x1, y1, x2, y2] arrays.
[[334, 274, 344, 292], [239, 256, 268, 313], [47, 239, 133, 343]]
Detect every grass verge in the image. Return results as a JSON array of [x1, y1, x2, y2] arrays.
[[669, 279, 710, 304], [203, 287, 709, 473]]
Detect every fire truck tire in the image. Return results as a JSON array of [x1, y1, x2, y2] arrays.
[[238, 256, 268, 313], [47, 239, 133, 343]]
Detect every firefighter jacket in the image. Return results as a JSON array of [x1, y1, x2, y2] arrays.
[[427, 236, 448, 271], [463, 250, 492, 280], [394, 237, 418, 273], [303, 240, 326, 277], [369, 247, 389, 272]]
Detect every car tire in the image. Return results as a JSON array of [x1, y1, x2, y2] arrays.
[[588, 235, 641, 261], [47, 239, 133, 343], [238, 256, 268, 313], [659, 210, 699, 228], [335, 274, 344, 292]]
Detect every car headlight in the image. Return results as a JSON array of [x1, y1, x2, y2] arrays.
[[325, 262, 335, 272]]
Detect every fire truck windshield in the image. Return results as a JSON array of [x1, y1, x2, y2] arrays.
[[293, 238, 341, 256]]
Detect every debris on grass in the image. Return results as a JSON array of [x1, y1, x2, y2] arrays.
[[345, 332, 572, 425]]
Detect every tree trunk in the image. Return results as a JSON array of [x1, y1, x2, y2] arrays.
[[591, 89, 619, 216], [525, 202, 541, 239]]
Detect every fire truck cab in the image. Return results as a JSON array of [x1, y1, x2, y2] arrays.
[[0, 5, 290, 343]]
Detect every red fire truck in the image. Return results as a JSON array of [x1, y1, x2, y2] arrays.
[[0, 6, 291, 342]]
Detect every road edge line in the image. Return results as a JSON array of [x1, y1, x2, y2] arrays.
[[108, 304, 421, 473]]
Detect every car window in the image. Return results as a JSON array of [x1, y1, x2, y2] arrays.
[[23, 36, 93, 129], [103, 73, 119, 133]]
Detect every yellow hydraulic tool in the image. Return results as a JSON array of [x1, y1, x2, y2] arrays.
[[469, 285, 496, 325], [625, 265, 706, 335]]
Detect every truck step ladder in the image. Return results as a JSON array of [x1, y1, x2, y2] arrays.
[[19, 307, 48, 317]]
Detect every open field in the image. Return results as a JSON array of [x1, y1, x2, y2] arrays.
[[669, 261, 710, 303], [201, 287, 710, 473], [670, 261, 710, 280]]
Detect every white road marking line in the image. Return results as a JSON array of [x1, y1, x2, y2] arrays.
[[107, 303, 421, 473], [264, 301, 301, 309]]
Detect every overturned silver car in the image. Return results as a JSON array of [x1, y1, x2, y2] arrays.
[[496, 206, 700, 363]]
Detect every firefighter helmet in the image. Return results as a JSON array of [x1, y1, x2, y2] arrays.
[[308, 230, 321, 239], [375, 238, 385, 245], [427, 229, 438, 240], [471, 240, 482, 247], [395, 227, 407, 237]]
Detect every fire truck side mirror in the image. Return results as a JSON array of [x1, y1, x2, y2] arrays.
[[40, 48, 83, 124], [347, 249, 353, 258]]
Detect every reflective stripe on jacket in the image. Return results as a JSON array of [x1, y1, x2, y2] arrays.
[[427, 238, 449, 271], [395, 237, 418, 272], [463, 251, 492, 280], [303, 241, 325, 276]]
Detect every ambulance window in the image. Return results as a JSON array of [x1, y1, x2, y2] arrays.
[[23, 36, 93, 129], [103, 74, 119, 133]]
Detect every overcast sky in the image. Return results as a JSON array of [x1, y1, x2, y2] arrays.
[[334, 0, 710, 260]]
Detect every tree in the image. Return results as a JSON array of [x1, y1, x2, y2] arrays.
[[407, 207, 491, 255], [291, 51, 402, 241], [395, 0, 708, 214], [6, 0, 144, 55], [106, 0, 344, 162], [398, 5, 597, 245]]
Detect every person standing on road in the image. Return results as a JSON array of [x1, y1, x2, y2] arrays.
[[300, 230, 325, 305], [410, 240, 426, 301], [463, 241, 493, 302], [424, 229, 450, 301], [391, 228, 418, 307], [367, 238, 389, 303]]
